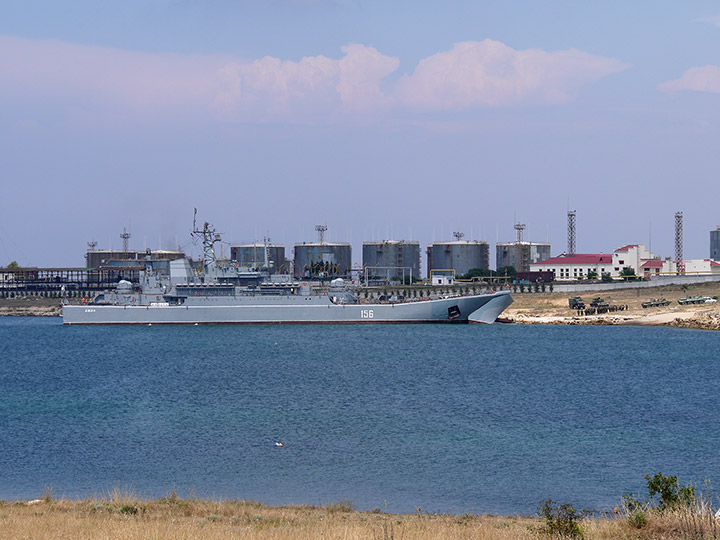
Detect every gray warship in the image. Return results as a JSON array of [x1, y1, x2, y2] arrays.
[[62, 215, 513, 325]]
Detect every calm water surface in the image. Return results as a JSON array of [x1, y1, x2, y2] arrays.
[[1, 317, 719, 514]]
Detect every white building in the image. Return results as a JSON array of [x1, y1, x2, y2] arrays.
[[683, 259, 720, 275], [530, 253, 614, 281], [531, 243, 680, 281], [639, 258, 676, 278], [611, 244, 656, 275]]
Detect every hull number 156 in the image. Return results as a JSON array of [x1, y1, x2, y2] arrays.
[[360, 309, 374, 319]]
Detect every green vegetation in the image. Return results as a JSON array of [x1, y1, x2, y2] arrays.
[[644, 472, 695, 511], [458, 266, 516, 280], [537, 499, 584, 539], [620, 267, 638, 281]]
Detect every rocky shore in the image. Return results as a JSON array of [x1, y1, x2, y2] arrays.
[[505, 309, 718, 329], [0, 298, 62, 317]]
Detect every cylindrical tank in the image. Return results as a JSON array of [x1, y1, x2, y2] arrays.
[[495, 242, 551, 272], [362, 241, 420, 282], [711, 227, 720, 261], [427, 241, 489, 278], [293, 243, 352, 278], [231, 244, 286, 274]]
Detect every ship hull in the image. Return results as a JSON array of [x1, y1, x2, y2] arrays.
[[62, 291, 512, 325]]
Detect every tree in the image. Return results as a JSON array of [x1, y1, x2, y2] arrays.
[[496, 266, 517, 279], [601, 272, 613, 283], [6, 260, 19, 269], [587, 270, 598, 280], [620, 267, 637, 281], [645, 472, 695, 511]]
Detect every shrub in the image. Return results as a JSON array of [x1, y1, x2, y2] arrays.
[[627, 509, 648, 529], [118, 504, 138, 515], [645, 472, 695, 511], [538, 499, 584, 539]]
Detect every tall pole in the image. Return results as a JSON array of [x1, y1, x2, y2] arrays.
[[514, 222, 526, 271], [567, 210, 576, 255], [675, 211, 684, 274]]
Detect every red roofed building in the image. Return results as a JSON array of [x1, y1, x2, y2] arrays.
[[612, 244, 654, 275], [640, 258, 676, 277], [531, 243, 672, 281], [530, 253, 613, 280]]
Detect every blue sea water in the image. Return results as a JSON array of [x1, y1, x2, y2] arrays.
[[1, 316, 719, 515]]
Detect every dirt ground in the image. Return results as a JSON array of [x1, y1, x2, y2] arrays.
[[505, 281, 720, 328]]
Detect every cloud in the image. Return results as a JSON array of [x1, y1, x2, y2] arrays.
[[659, 65, 720, 94], [694, 15, 720, 28], [214, 43, 399, 119], [0, 35, 628, 124], [395, 40, 629, 109]]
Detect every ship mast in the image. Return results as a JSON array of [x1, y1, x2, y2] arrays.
[[192, 208, 222, 273]]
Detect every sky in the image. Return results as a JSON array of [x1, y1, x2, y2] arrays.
[[2, 0, 720, 269]]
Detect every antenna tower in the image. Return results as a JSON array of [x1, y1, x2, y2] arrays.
[[120, 228, 131, 253], [315, 224, 328, 244], [453, 230, 465, 241], [567, 210, 576, 255], [192, 208, 222, 269], [675, 211, 684, 274], [514, 222, 527, 272]]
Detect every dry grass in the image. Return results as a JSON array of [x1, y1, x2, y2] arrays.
[[0, 492, 569, 540], [6, 492, 720, 540]]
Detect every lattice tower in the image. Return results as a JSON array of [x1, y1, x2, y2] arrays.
[[675, 211, 684, 274], [567, 211, 576, 255], [120, 228, 131, 253], [515, 222, 526, 272]]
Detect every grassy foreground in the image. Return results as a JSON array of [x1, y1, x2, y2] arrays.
[[2, 491, 718, 540]]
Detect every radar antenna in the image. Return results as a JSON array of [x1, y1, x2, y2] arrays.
[[453, 230, 464, 241], [87, 240, 97, 251]]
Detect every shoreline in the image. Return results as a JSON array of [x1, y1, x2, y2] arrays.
[[2, 281, 720, 331], [504, 309, 720, 330], [2, 494, 714, 540]]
